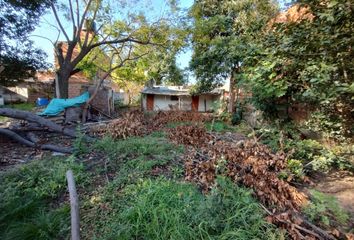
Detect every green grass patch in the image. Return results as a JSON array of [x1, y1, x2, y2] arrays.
[[0, 156, 87, 240], [205, 120, 236, 132], [166, 121, 193, 128], [83, 177, 282, 239], [94, 134, 184, 186], [303, 190, 350, 227]]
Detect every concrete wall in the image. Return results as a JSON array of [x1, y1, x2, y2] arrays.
[[0, 86, 27, 103]]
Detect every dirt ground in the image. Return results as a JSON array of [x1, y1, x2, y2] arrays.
[[0, 132, 73, 171], [312, 171, 354, 217]]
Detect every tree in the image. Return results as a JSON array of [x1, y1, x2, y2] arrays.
[[0, 0, 50, 86], [244, 0, 353, 136], [190, 0, 278, 112], [47, 0, 185, 98]]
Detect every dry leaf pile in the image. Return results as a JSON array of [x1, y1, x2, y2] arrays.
[[91, 110, 212, 139], [150, 111, 212, 130], [168, 125, 307, 210], [91, 110, 146, 139], [168, 125, 212, 147], [168, 125, 353, 239]]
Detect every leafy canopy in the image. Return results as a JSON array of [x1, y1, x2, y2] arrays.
[[0, 0, 50, 86]]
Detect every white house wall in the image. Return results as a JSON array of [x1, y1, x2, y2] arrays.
[[141, 93, 222, 112], [198, 94, 219, 112], [153, 95, 192, 111]]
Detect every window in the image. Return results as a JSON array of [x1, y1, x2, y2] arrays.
[[170, 95, 178, 101]]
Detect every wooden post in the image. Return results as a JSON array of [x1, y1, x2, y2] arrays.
[[66, 170, 80, 240]]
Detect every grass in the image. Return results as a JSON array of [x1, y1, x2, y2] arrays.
[[83, 177, 282, 240], [303, 190, 350, 228], [1, 133, 283, 239], [0, 156, 87, 240]]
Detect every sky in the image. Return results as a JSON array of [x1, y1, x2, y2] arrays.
[[29, 0, 289, 84], [29, 0, 194, 71]]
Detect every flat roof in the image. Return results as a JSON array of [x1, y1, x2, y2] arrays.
[[141, 86, 223, 96]]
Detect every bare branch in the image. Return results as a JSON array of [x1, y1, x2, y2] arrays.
[[77, 0, 94, 43], [51, 2, 70, 42], [68, 0, 77, 39]]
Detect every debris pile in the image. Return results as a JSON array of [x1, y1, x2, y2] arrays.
[[173, 128, 308, 210], [150, 111, 211, 130], [168, 124, 354, 239], [91, 110, 212, 139], [168, 125, 211, 147], [91, 110, 146, 139]]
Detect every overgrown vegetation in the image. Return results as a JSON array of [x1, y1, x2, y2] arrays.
[[0, 157, 86, 240], [86, 177, 281, 240]]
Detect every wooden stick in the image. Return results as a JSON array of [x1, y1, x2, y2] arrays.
[[66, 170, 80, 240]]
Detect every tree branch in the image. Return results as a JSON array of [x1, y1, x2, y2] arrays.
[[51, 2, 70, 42]]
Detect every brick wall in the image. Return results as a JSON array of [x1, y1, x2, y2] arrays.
[[69, 83, 84, 98]]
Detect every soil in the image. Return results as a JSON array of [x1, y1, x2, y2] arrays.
[[0, 131, 74, 171]]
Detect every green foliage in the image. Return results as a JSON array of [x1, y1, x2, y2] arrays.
[[290, 139, 353, 172], [205, 121, 235, 132], [286, 159, 304, 178], [94, 135, 184, 186], [85, 177, 281, 239], [8, 102, 35, 111], [0, 157, 86, 239], [255, 122, 353, 174], [304, 190, 349, 227], [243, 0, 353, 136], [73, 127, 89, 156], [190, 0, 279, 92], [0, 0, 50, 86]]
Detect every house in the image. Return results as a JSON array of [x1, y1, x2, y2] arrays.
[[141, 86, 224, 112]]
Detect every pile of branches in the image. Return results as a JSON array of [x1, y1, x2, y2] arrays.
[[168, 125, 349, 240], [91, 110, 146, 139]]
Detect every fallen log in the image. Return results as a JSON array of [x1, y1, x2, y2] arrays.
[[0, 128, 73, 154], [0, 108, 76, 138], [26, 132, 73, 154]]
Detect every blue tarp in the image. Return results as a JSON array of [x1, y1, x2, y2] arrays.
[[38, 92, 90, 116]]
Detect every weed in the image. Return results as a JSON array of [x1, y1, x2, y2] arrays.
[[205, 121, 236, 132], [93, 135, 184, 190], [303, 190, 350, 227], [73, 126, 89, 156], [84, 177, 282, 240], [0, 156, 87, 239]]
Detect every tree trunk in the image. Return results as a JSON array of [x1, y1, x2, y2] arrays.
[[228, 70, 236, 113], [55, 70, 70, 99]]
